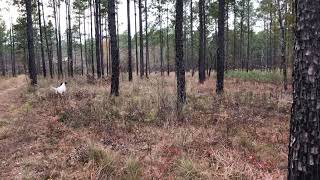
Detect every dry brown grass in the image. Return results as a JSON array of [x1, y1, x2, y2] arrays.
[[1, 72, 290, 179]]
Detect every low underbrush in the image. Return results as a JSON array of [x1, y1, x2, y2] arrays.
[[20, 73, 291, 179]]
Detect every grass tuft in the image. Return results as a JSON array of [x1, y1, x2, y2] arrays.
[[122, 157, 142, 180], [175, 158, 201, 180], [87, 145, 118, 179]]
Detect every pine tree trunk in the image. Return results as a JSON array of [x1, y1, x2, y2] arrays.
[[233, 0, 237, 69], [190, 0, 194, 76], [127, 0, 133, 81], [138, 0, 144, 77], [225, 1, 229, 71], [159, 0, 164, 76], [100, 15, 105, 76], [203, 1, 208, 75], [25, 0, 37, 85], [269, 4, 273, 70], [246, 0, 250, 72], [42, 1, 53, 78], [84, 15, 88, 75], [216, 0, 225, 94], [53, 0, 62, 78], [90, 0, 95, 76], [0, 46, 4, 76], [37, 0, 46, 77], [95, 0, 102, 78], [166, 4, 170, 76], [79, 13, 84, 76], [288, 0, 320, 178], [239, 0, 244, 70], [58, 2, 63, 78], [116, 3, 120, 50], [175, 0, 186, 110], [277, 0, 287, 91], [109, 40, 112, 75], [145, 0, 149, 78], [198, 0, 205, 83], [10, 28, 16, 77], [105, 17, 109, 75], [108, 0, 120, 96], [134, 0, 139, 75], [68, 1, 73, 76]]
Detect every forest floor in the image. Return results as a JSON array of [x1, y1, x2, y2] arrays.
[[0, 72, 291, 179]]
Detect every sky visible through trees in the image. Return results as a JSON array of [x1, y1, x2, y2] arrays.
[[0, 0, 263, 33]]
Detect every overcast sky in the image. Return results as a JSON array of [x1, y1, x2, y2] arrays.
[[0, 0, 263, 36], [0, 0, 150, 36]]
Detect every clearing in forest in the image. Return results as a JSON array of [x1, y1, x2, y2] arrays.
[[0, 73, 291, 179]]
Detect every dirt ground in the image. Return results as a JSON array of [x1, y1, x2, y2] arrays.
[[0, 74, 291, 179]]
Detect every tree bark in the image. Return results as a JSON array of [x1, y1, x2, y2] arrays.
[[277, 0, 287, 91], [79, 12, 84, 76], [225, 1, 229, 72], [66, 0, 73, 77], [190, 0, 194, 76], [139, 0, 144, 78], [10, 27, 16, 77], [108, 0, 120, 96], [42, 1, 53, 78], [216, 0, 225, 94], [25, 0, 37, 85], [158, 0, 164, 76], [246, 0, 250, 72], [90, 0, 95, 76], [127, 0, 133, 81], [53, 0, 62, 78], [269, 2, 273, 70], [84, 15, 88, 75], [145, 0, 149, 78], [233, 0, 237, 69], [175, 0, 186, 110], [166, 3, 170, 76], [37, 0, 46, 77], [95, 0, 102, 78], [100, 3, 104, 76], [198, 0, 206, 83], [134, 0, 139, 75], [58, 2, 63, 78], [239, 0, 244, 70], [0, 45, 4, 76], [288, 0, 320, 178]]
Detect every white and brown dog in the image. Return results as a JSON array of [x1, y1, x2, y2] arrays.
[[51, 82, 67, 95]]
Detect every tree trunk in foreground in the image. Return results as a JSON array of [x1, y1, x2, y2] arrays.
[[288, 0, 320, 179]]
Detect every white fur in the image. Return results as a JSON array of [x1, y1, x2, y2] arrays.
[[51, 83, 66, 95]]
